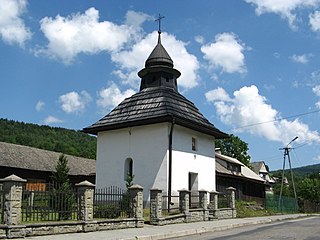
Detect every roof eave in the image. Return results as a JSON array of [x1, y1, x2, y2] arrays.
[[83, 115, 228, 139]]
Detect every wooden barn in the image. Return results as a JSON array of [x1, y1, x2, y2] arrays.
[[215, 150, 266, 206], [0, 141, 96, 188]]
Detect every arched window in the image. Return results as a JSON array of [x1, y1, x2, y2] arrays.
[[124, 158, 133, 180]]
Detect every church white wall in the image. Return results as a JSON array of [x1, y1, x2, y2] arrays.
[[96, 123, 169, 199], [171, 125, 216, 193], [96, 122, 216, 203]]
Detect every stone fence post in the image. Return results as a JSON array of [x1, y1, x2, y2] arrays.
[[129, 184, 144, 227], [75, 180, 95, 221], [149, 189, 163, 224], [0, 174, 26, 225], [199, 189, 209, 221], [209, 191, 219, 210], [179, 189, 190, 221], [226, 187, 237, 218]]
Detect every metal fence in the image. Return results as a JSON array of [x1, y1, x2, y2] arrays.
[[94, 186, 132, 219], [218, 193, 230, 208], [21, 183, 78, 222], [302, 200, 320, 213], [265, 194, 298, 213], [162, 192, 180, 215]]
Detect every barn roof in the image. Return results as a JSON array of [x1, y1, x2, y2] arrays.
[[83, 86, 227, 138], [0, 141, 95, 176]]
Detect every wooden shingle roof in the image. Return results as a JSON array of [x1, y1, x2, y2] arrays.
[[0, 141, 95, 176], [83, 86, 227, 138], [84, 32, 227, 139]]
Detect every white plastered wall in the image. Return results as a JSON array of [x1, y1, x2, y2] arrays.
[[96, 123, 169, 200], [95, 122, 216, 201], [171, 125, 216, 193]]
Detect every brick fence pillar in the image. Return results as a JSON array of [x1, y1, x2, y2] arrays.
[[0, 174, 26, 225], [75, 180, 95, 221], [129, 184, 144, 227], [226, 187, 237, 218], [149, 189, 163, 224]]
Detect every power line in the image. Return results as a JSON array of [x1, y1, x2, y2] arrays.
[[224, 109, 320, 132]]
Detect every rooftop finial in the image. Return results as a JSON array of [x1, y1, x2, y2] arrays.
[[155, 14, 165, 43]]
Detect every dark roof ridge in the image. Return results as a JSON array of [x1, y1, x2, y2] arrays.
[[83, 86, 227, 138]]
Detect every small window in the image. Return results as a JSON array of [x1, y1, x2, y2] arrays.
[[124, 158, 133, 180], [192, 137, 197, 151]]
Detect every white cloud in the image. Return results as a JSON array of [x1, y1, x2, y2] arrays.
[[313, 85, 320, 108], [37, 8, 140, 64], [309, 10, 320, 31], [245, 0, 320, 29], [43, 115, 63, 125], [195, 35, 204, 44], [124, 10, 152, 29], [59, 90, 92, 114], [97, 82, 135, 110], [0, 0, 31, 46], [111, 31, 200, 90], [35, 100, 45, 112], [312, 85, 320, 96], [206, 85, 320, 144], [291, 53, 312, 64], [201, 32, 246, 74], [205, 87, 232, 102]]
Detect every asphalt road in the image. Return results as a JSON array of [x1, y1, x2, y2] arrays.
[[170, 216, 320, 240]]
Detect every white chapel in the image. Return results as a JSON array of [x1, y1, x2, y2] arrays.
[[83, 29, 228, 201]]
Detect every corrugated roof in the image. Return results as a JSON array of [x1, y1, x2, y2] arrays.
[[83, 86, 227, 138], [0, 142, 95, 176]]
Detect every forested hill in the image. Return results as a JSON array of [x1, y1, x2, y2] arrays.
[[272, 163, 320, 176], [0, 118, 96, 159], [292, 163, 320, 176]]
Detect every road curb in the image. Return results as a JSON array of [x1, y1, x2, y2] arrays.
[[125, 214, 313, 240]]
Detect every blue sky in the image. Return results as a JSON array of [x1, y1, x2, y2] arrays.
[[2, 0, 320, 170]]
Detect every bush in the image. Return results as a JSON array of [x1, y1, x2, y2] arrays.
[[236, 201, 272, 218]]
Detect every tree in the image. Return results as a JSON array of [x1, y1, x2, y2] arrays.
[[215, 134, 251, 167], [296, 173, 320, 204], [51, 154, 75, 220]]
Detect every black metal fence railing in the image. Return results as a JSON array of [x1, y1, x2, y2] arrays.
[[218, 193, 230, 208], [94, 186, 131, 219], [162, 193, 179, 215], [21, 183, 78, 222]]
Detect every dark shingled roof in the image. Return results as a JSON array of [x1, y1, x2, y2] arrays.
[[83, 86, 227, 138], [144, 34, 173, 68], [83, 32, 227, 139], [0, 141, 95, 176]]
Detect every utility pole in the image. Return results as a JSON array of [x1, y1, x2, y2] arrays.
[[278, 136, 298, 212]]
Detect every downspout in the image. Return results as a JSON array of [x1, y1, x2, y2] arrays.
[[168, 118, 175, 212]]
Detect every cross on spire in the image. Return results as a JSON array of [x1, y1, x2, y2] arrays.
[[155, 14, 165, 34]]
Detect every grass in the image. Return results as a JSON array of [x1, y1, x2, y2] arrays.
[[236, 201, 274, 218]]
